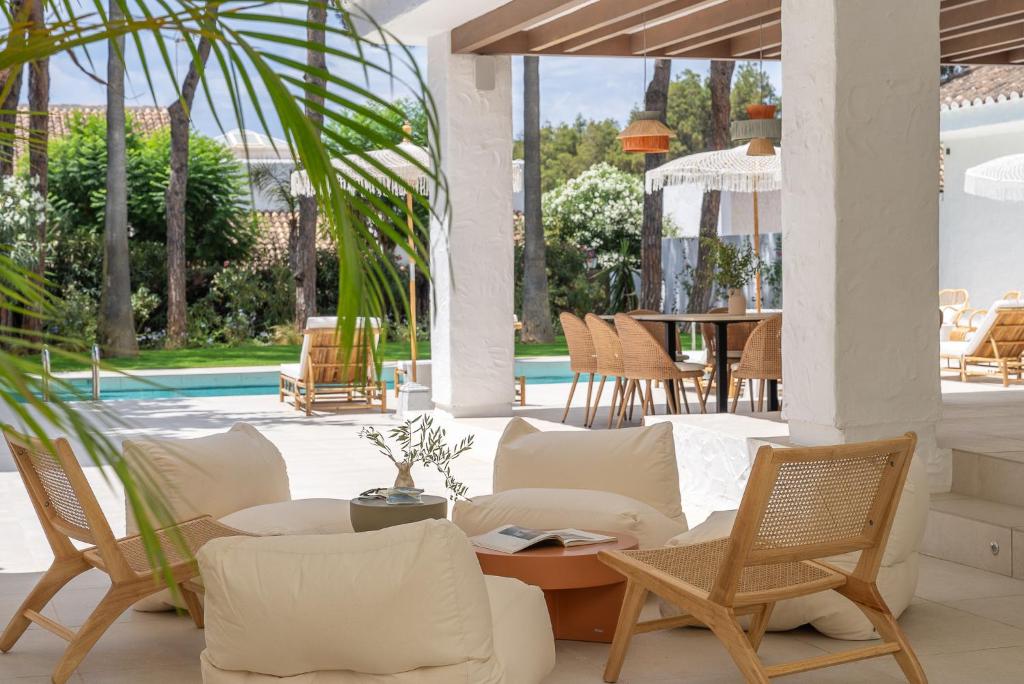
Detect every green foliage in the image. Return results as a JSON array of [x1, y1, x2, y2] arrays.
[[731, 62, 780, 119], [46, 284, 98, 351], [0, 176, 47, 269], [603, 239, 640, 314], [514, 237, 604, 331], [702, 238, 762, 291], [326, 97, 428, 152], [666, 69, 712, 155]]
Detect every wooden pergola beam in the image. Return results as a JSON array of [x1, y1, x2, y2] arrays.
[[941, 23, 1024, 59], [730, 23, 782, 57], [629, 0, 780, 54], [664, 15, 780, 56], [941, 0, 1024, 35], [450, 0, 592, 53], [942, 12, 1024, 41]]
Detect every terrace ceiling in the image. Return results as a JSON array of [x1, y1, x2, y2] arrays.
[[450, 0, 1024, 65]]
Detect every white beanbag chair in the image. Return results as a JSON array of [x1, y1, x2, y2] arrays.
[[493, 418, 685, 525], [660, 457, 930, 640], [198, 520, 555, 683], [453, 488, 687, 549]]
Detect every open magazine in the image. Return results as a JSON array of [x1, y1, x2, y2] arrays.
[[472, 525, 616, 554]]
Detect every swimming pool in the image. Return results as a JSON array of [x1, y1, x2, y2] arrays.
[[47, 358, 578, 401]]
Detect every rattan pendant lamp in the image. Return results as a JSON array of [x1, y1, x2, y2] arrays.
[[619, 15, 675, 154]]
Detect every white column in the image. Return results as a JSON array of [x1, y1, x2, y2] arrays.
[[782, 1, 948, 489], [427, 32, 515, 417]]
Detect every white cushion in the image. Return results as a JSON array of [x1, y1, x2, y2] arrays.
[[939, 340, 969, 358], [485, 576, 556, 684], [494, 418, 684, 523], [199, 521, 511, 681], [962, 299, 1024, 357], [122, 423, 290, 533], [220, 498, 353, 536], [279, 363, 302, 379], [660, 457, 929, 640], [452, 488, 687, 549]]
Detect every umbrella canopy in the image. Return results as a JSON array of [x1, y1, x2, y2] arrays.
[[645, 144, 781, 194], [964, 154, 1024, 202], [214, 128, 292, 162], [292, 145, 525, 197]]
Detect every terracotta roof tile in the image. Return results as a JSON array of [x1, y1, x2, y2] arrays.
[[12, 105, 170, 163], [251, 210, 332, 266], [940, 65, 1024, 110]]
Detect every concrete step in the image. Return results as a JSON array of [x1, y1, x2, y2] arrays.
[[923, 493, 1024, 578], [952, 449, 1024, 508]]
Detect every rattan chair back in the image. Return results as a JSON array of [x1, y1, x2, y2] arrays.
[[732, 315, 782, 380], [560, 312, 597, 374], [939, 288, 969, 308], [701, 307, 755, 359], [627, 308, 670, 351], [709, 433, 917, 604], [615, 313, 678, 380], [586, 314, 624, 376]]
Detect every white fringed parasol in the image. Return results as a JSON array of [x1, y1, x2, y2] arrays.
[[646, 144, 782, 311], [964, 154, 1024, 202], [645, 144, 781, 194]]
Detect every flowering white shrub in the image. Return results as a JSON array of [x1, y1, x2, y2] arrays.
[[542, 162, 643, 266], [0, 175, 46, 268]]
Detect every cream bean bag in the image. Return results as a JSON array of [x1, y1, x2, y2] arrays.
[[122, 423, 353, 610], [198, 520, 555, 683], [453, 418, 687, 547], [660, 456, 930, 640]]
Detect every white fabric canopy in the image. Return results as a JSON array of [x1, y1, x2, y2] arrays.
[[646, 144, 781, 194], [291, 145, 525, 197], [964, 154, 1024, 202]]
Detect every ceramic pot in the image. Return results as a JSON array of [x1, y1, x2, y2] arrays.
[[393, 462, 415, 489], [728, 289, 747, 315]]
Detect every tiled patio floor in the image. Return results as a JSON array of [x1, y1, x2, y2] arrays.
[[1, 376, 1023, 682]]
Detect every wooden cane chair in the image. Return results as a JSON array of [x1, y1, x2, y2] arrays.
[[614, 314, 706, 427], [1002, 290, 1021, 301], [941, 304, 1024, 386], [599, 433, 925, 684], [701, 307, 756, 404], [939, 288, 969, 325], [280, 317, 387, 415], [0, 427, 250, 684], [585, 313, 628, 429], [731, 315, 783, 413], [560, 312, 598, 424]]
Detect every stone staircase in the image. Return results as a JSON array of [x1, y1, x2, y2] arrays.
[[923, 449, 1024, 578]]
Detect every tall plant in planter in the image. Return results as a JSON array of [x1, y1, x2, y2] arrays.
[[703, 238, 760, 314]]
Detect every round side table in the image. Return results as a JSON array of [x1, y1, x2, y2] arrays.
[[474, 531, 639, 643], [349, 495, 448, 532]]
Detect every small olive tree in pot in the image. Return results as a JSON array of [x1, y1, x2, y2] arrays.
[[702, 238, 761, 314]]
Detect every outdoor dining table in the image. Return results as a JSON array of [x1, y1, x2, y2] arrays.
[[604, 312, 780, 414]]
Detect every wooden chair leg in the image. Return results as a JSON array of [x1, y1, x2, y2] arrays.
[[851, 597, 927, 683], [608, 378, 623, 429], [584, 373, 595, 423], [0, 557, 89, 653], [664, 381, 678, 414], [757, 379, 766, 412], [644, 380, 655, 416], [730, 378, 741, 412], [694, 377, 708, 414], [707, 612, 770, 684], [51, 586, 141, 684], [603, 580, 648, 683], [589, 375, 607, 428], [747, 602, 774, 651], [562, 372, 580, 423], [617, 380, 635, 428], [679, 379, 692, 414], [703, 366, 715, 404], [179, 582, 204, 629], [748, 379, 756, 412]]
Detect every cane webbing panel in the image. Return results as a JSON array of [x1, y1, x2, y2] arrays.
[[754, 452, 893, 551], [624, 538, 836, 595], [14, 443, 91, 534], [560, 312, 598, 373], [97, 517, 248, 574]]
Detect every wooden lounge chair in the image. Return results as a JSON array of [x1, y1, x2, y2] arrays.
[[0, 427, 249, 684], [940, 300, 1024, 386], [730, 314, 782, 413], [559, 312, 598, 424], [599, 433, 924, 684], [939, 288, 969, 325], [279, 316, 387, 415]]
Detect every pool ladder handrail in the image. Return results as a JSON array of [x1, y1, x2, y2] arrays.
[[91, 344, 101, 400], [41, 345, 51, 402]]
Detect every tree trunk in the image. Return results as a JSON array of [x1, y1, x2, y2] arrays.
[[99, 0, 138, 357], [165, 15, 215, 349], [520, 55, 553, 343], [25, 0, 49, 334], [0, 0, 25, 178], [640, 59, 672, 311], [689, 60, 735, 314], [294, 0, 325, 329]]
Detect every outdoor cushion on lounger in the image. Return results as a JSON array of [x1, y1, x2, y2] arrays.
[[659, 455, 930, 640], [198, 520, 555, 683]]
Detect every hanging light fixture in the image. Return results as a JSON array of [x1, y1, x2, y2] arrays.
[[619, 15, 675, 155], [730, 10, 781, 157]]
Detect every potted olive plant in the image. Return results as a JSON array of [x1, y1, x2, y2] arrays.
[[704, 238, 761, 315]]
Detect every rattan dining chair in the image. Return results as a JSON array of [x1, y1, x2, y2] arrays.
[[730, 314, 782, 413], [614, 314, 706, 427], [599, 433, 924, 684], [0, 427, 250, 684], [701, 307, 756, 405], [559, 312, 598, 423], [585, 313, 630, 429]]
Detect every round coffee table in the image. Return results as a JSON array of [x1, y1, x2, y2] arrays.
[[349, 495, 447, 532], [474, 531, 639, 643]]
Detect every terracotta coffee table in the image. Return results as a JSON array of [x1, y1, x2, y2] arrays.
[[474, 532, 639, 643]]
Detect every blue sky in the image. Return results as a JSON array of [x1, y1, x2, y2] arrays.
[[49, 27, 782, 141]]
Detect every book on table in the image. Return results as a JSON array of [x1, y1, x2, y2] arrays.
[[471, 525, 616, 554]]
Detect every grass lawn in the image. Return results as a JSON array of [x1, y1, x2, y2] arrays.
[[44, 333, 700, 373]]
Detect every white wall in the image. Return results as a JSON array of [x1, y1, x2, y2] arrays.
[[663, 184, 781, 237], [940, 122, 1024, 308]]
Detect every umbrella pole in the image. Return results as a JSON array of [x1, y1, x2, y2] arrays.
[[753, 187, 762, 313], [406, 190, 417, 382]]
